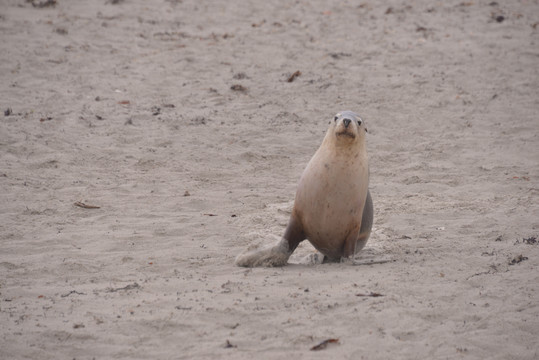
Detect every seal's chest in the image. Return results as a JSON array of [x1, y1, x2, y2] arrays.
[[320, 156, 365, 192], [302, 162, 365, 218]]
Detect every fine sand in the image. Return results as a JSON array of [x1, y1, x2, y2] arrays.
[[1, 0, 538, 359]]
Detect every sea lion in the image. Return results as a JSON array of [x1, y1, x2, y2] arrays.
[[236, 111, 373, 267]]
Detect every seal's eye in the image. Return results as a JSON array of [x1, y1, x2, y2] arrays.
[[334, 116, 338, 122], [357, 120, 362, 126]]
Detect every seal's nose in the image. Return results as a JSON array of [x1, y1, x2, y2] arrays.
[[343, 118, 351, 128]]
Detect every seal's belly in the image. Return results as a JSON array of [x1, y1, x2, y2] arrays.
[[302, 191, 363, 259], [295, 159, 368, 259]]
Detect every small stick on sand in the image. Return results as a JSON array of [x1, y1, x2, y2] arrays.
[[74, 201, 101, 209], [350, 258, 394, 266], [356, 292, 383, 297]]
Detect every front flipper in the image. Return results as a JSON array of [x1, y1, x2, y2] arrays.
[[298, 251, 326, 265]]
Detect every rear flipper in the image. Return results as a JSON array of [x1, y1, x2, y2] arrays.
[[235, 238, 291, 267], [235, 213, 305, 267]]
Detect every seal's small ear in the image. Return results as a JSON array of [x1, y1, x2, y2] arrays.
[[365, 127, 368, 133]]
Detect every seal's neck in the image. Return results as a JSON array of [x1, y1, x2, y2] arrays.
[[321, 130, 366, 157]]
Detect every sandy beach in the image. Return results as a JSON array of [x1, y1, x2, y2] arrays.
[[1, 0, 538, 359]]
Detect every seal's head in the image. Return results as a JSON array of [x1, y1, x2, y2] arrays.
[[330, 111, 367, 142]]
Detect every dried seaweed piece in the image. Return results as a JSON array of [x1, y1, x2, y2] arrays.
[[55, 28, 68, 35], [230, 84, 247, 92], [106, 283, 140, 292], [61, 290, 86, 297], [311, 338, 339, 351], [151, 106, 161, 115], [522, 236, 537, 245], [329, 52, 351, 59], [28, 0, 57, 8], [356, 292, 383, 297], [509, 255, 528, 265], [74, 201, 101, 209], [251, 19, 266, 28], [233, 72, 249, 79], [287, 70, 301, 82]]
